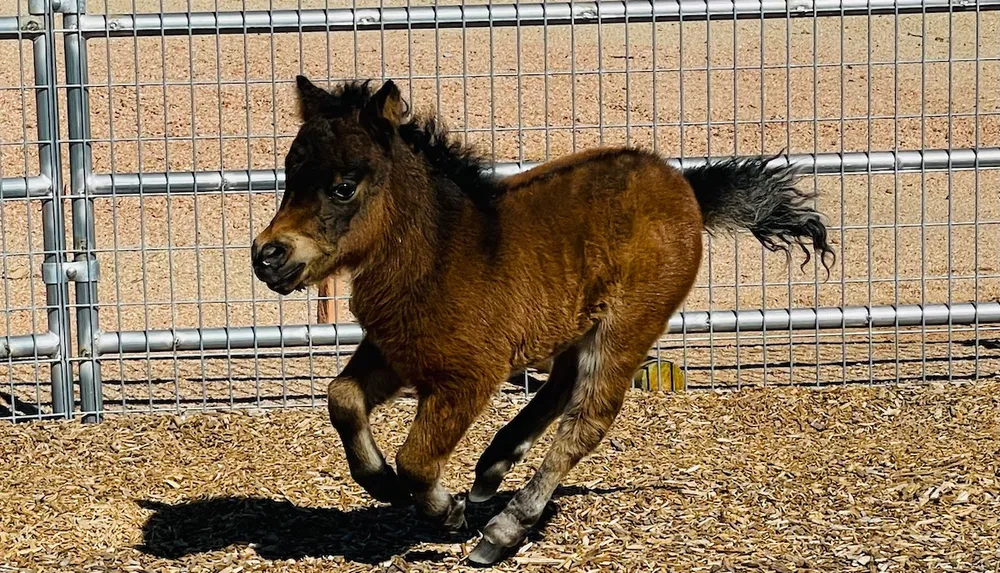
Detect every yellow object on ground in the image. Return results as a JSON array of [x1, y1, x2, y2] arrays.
[[633, 359, 686, 392]]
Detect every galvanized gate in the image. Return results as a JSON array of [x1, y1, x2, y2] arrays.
[[2, 0, 999, 422]]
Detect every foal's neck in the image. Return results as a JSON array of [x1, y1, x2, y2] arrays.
[[350, 164, 451, 318]]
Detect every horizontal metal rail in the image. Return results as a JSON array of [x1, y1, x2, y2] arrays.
[[0, 16, 44, 40], [96, 323, 365, 354], [93, 302, 1000, 355], [672, 147, 1000, 176], [89, 169, 281, 195], [77, 0, 1000, 38], [86, 147, 1000, 196], [0, 175, 52, 199], [670, 302, 1000, 334], [0, 331, 61, 359]]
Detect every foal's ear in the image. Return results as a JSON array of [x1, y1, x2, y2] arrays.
[[360, 80, 407, 149], [295, 75, 331, 121], [363, 80, 406, 127]]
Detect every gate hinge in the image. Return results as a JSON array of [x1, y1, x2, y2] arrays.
[[28, 0, 79, 15], [42, 259, 100, 284]]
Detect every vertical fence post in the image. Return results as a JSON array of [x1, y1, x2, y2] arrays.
[[63, 0, 102, 423], [30, 0, 74, 418]]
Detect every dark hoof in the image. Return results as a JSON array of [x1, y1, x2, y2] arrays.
[[415, 493, 468, 530], [469, 460, 510, 503], [467, 536, 514, 566], [468, 474, 502, 503], [443, 495, 468, 531]]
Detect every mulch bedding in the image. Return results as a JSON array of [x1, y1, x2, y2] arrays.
[[1, 381, 998, 573]]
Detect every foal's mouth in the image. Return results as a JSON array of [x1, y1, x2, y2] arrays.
[[265, 262, 307, 296]]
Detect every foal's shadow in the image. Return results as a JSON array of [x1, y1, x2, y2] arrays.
[[135, 487, 615, 565]]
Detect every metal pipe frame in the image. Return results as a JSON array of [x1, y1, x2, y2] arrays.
[[64, 4, 103, 423], [97, 323, 365, 355], [77, 0, 1000, 38], [0, 331, 61, 360], [8, 0, 991, 423], [94, 302, 1000, 356], [0, 16, 45, 40], [0, 175, 53, 200], [33, 10, 75, 418], [668, 302, 1000, 334], [86, 146, 1000, 196]]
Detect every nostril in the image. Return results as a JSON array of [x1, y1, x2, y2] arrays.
[[259, 242, 287, 268]]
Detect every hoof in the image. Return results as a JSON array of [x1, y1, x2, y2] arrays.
[[443, 495, 468, 531], [469, 461, 509, 503], [467, 512, 524, 566], [467, 536, 513, 566], [468, 477, 501, 503]]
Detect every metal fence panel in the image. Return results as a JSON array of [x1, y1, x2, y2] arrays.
[[2, 0, 999, 421], [0, 6, 73, 422]]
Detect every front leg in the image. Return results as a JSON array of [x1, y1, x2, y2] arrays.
[[327, 338, 408, 506], [395, 379, 495, 530]]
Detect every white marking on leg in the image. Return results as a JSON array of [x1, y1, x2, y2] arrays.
[[567, 326, 603, 416], [576, 328, 601, 382], [511, 440, 532, 461]]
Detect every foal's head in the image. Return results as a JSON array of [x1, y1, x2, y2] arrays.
[[251, 76, 413, 295]]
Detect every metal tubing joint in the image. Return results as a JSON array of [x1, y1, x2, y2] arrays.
[[41, 259, 100, 284], [29, 0, 79, 15]]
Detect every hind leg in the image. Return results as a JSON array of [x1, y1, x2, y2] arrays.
[[470, 348, 579, 502], [468, 310, 669, 565]]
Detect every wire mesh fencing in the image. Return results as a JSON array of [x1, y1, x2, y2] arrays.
[[1, 6, 75, 422], [1, 0, 999, 422]]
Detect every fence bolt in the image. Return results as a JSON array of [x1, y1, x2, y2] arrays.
[[41, 259, 99, 284], [20, 19, 42, 32]]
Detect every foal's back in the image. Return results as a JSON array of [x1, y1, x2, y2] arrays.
[[444, 147, 704, 372]]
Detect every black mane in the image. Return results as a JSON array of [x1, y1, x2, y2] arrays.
[[325, 80, 506, 211], [396, 117, 505, 211]]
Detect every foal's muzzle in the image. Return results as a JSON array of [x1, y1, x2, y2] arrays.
[[251, 240, 304, 295]]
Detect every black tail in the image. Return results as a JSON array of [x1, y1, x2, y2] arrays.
[[682, 154, 836, 276]]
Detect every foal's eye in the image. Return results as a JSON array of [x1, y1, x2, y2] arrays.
[[329, 180, 358, 202]]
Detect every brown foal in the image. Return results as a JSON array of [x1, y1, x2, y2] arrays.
[[251, 77, 835, 565]]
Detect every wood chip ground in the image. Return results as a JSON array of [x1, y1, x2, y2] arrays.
[[2, 381, 998, 572]]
